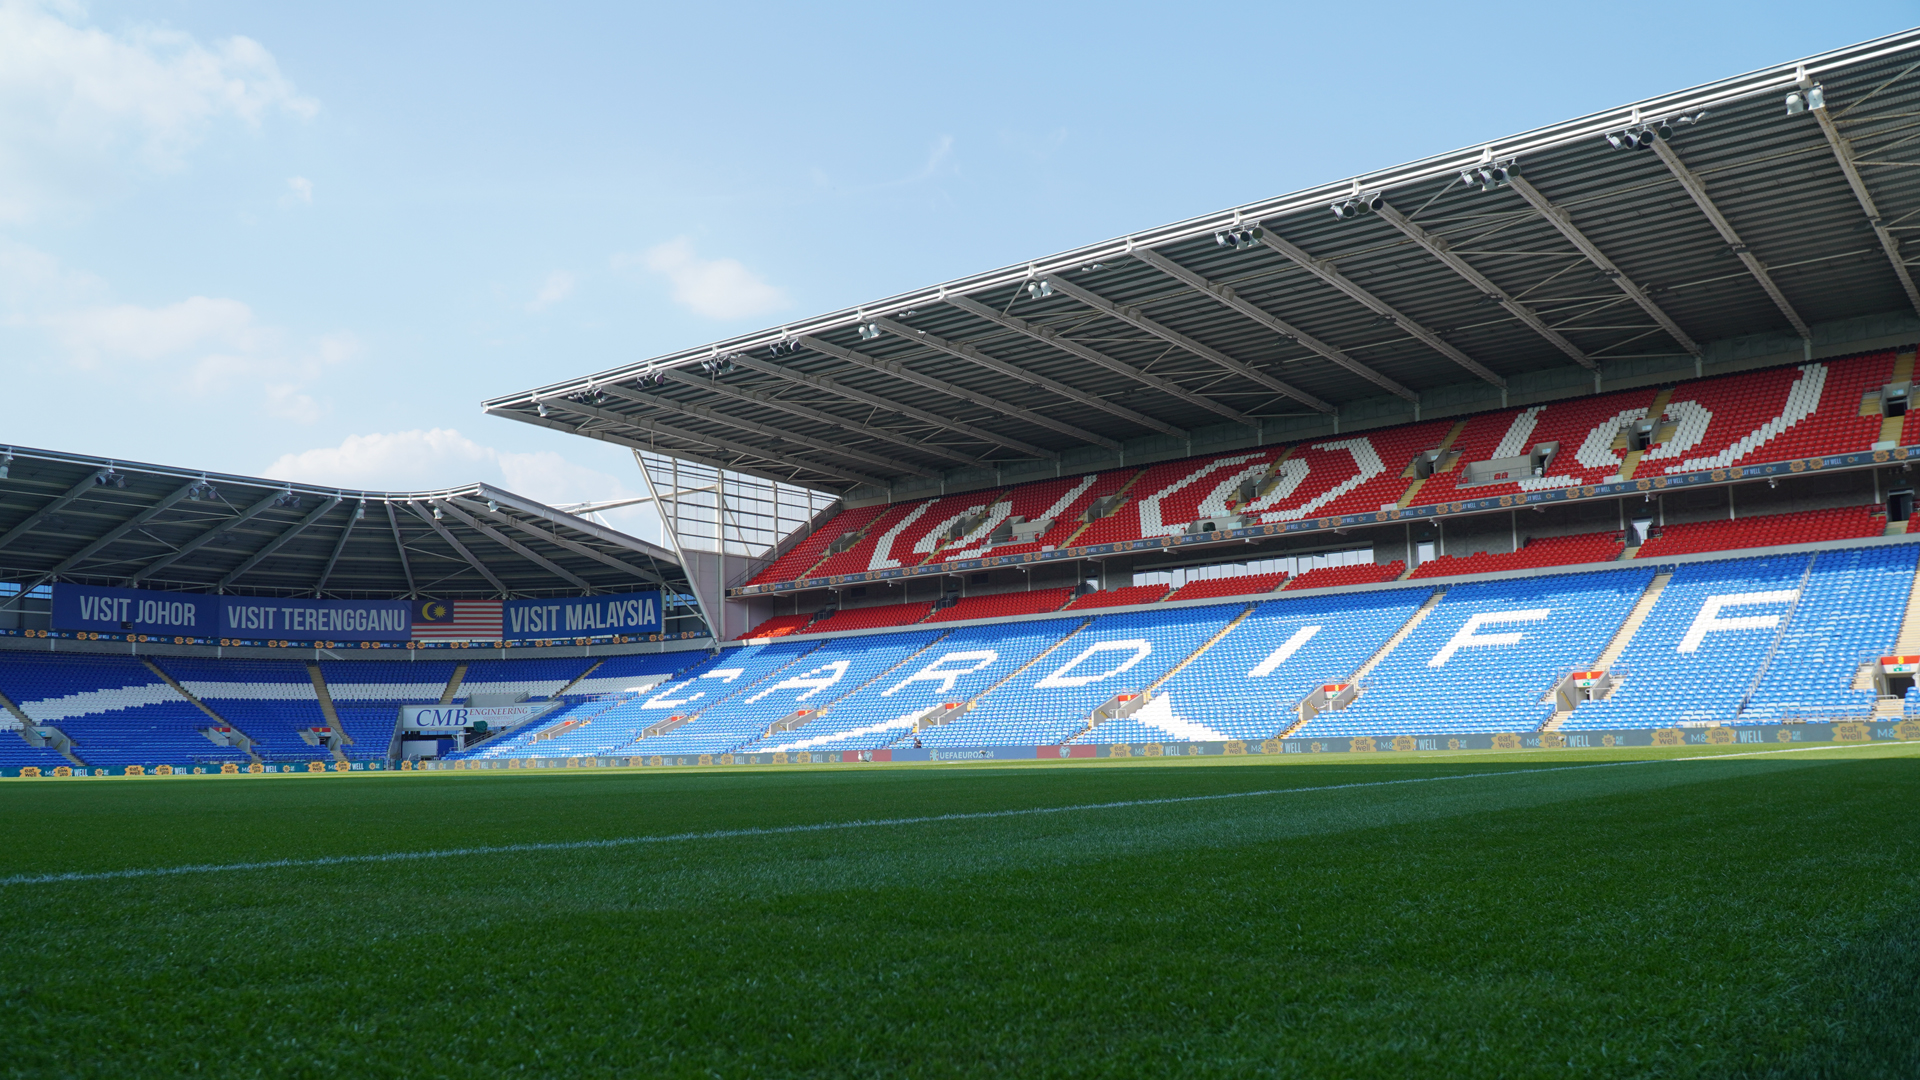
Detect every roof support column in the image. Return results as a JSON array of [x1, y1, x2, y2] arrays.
[[1808, 88, 1920, 317], [634, 451, 719, 642]]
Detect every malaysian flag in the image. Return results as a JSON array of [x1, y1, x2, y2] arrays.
[[412, 600, 503, 641]]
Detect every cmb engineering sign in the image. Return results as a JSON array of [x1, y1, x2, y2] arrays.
[[401, 701, 561, 733]]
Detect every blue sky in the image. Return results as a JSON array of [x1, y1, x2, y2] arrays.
[[3, 0, 1915, 515]]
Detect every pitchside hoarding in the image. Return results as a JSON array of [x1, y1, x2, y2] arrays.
[[53, 584, 411, 641], [401, 702, 561, 732], [503, 591, 661, 638]]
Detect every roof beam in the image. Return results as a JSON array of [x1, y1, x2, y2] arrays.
[[406, 501, 509, 597], [385, 502, 417, 597], [798, 334, 1117, 451], [1647, 138, 1812, 340], [592, 384, 936, 478], [127, 489, 284, 586], [868, 315, 1187, 438], [1039, 273, 1335, 413], [41, 481, 201, 577], [1505, 175, 1703, 358], [538, 398, 890, 488], [1251, 233, 1510, 387], [432, 498, 594, 592], [1809, 92, 1920, 317], [1371, 204, 1597, 371], [0, 471, 106, 556], [501, 408, 840, 493], [312, 503, 358, 597], [941, 294, 1252, 426], [725, 354, 1053, 459], [450, 497, 672, 590], [218, 496, 341, 589], [651, 370, 982, 468], [1127, 249, 1422, 399]]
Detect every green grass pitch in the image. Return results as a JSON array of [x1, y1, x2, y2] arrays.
[[1, 743, 1916, 1078]]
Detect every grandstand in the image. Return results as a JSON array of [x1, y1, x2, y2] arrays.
[[11, 31, 1920, 769]]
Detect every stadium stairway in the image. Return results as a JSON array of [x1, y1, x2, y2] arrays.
[[440, 664, 467, 704], [1277, 587, 1445, 739], [141, 659, 261, 764], [305, 663, 352, 763], [1543, 571, 1673, 731], [0, 686, 82, 767]]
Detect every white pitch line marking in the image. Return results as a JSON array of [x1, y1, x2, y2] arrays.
[[0, 743, 1901, 888]]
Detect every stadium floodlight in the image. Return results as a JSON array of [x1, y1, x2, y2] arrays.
[[1786, 90, 1807, 114], [1808, 86, 1825, 109], [1459, 169, 1478, 189], [0, 452, 11, 480], [1214, 225, 1263, 248], [536, 402, 549, 417], [1605, 132, 1627, 149], [857, 322, 882, 341], [432, 504, 443, 520], [355, 500, 366, 521], [486, 499, 499, 513], [1634, 128, 1657, 149], [1026, 280, 1054, 300], [1654, 120, 1673, 141]]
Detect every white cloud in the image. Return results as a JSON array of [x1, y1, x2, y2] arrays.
[[264, 430, 649, 530], [526, 269, 575, 312], [0, 0, 316, 221], [283, 175, 312, 205], [622, 237, 788, 320]]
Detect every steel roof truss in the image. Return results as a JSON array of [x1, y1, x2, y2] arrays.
[[218, 496, 342, 589], [0, 472, 105, 555], [592, 384, 935, 479], [797, 334, 1115, 451], [1647, 139, 1812, 339], [451, 499, 673, 590], [652, 370, 981, 467], [937, 294, 1251, 426], [385, 502, 417, 597], [536, 398, 889, 488], [1250, 234, 1510, 387], [432, 499, 594, 592], [407, 501, 509, 597], [1129, 248, 1426, 398], [127, 489, 283, 586], [1809, 89, 1920, 317], [868, 315, 1186, 438], [725, 355, 1051, 460], [507, 409, 834, 492], [1036, 274, 1335, 413], [1504, 175, 1704, 357], [312, 506, 357, 597], [1371, 204, 1597, 371]]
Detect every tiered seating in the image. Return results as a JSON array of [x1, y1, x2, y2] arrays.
[[744, 614, 814, 639], [1284, 561, 1406, 591], [735, 351, 1904, 589], [1409, 532, 1626, 579], [925, 588, 1074, 623], [601, 640, 826, 756], [804, 602, 932, 634], [1116, 590, 1434, 744], [0, 735, 73, 769], [1301, 568, 1656, 739], [1742, 544, 1917, 721], [562, 652, 703, 697], [1165, 573, 1290, 602], [0, 653, 246, 768], [1064, 584, 1172, 610], [1635, 506, 1884, 559], [319, 660, 457, 760], [928, 606, 1238, 747], [743, 504, 890, 586], [158, 658, 328, 762], [1564, 555, 1812, 729], [457, 657, 594, 702]]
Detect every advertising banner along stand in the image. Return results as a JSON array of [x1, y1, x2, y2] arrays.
[[400, 701, 564, 733]]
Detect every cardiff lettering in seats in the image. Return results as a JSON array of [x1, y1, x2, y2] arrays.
[[1033, 639, 1154, 688], [881, 650, 999, 696], [642, 668, 744, 709], [1677, 591, 1799, 653], [744, 661, 851, 703], [1429, 609, 1552, 667], [1246, 626, 1322, 677]]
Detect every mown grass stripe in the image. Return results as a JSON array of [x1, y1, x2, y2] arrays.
[[0, 743, 1888, 889]]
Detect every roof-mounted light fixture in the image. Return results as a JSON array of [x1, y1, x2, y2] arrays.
[[486, 499, 500, 513], [857, 322, 882, 341], [0, 450, 12, 480], [1329, 193, 1383, 221], [1025, 279, 1054, 300], [95, 467, 125, 488], [432, 504, 443, 520], [1214, 225, 1262, 249], [1786, 85, 1824, 114], [355, 499, 367, 520], [536, 401, 549, 417], [1458, 160, 1521, 191], [699, 355, 737, 376]]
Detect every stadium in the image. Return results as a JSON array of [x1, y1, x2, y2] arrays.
[[6, 26, 1920, 1077]]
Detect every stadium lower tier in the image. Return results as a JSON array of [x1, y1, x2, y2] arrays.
[[7, 538, 1918, 766], [448, 538, 1920, 759]]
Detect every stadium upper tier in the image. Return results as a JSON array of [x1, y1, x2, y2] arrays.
[[735, 350, 1903, 595], [490, 30, 1920, 517]]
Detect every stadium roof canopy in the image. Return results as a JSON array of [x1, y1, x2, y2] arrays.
[[0, 447, 688, 603], [489, 29, 1920, 500]]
